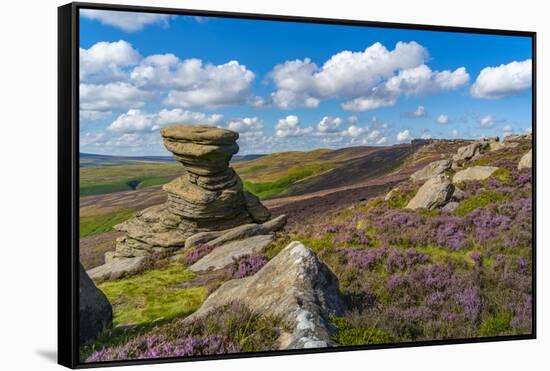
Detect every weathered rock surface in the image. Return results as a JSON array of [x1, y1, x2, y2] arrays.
[[184, 215, 287, 249], [79, 264, 112, 343], [441, 201, 459, 213], [451, 187, 466, 201], [186, 241, 346, 349], [518, 149, 532, 170], [453, 166, 499, 183], [452, 141, 488, 163], [189, 235, 274, 272], [405, 175, 454, 210], [504, 133, 532, 143], [109, 125, 274, 263], [410, 159, 452, 181], [87, 256, 146, 281]]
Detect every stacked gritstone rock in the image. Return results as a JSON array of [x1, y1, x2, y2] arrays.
[[111, 125, 271, 260]]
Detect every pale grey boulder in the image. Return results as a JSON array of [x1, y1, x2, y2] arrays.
[[185, 241, 346, 349], [189, 234, 274, 272], [79, 264, 112, 343], [453, 166, 499, 183], [410, 159, 452, 181], [87, 256, 146, 281], [185, 214, 287, 249], [518, 149, 532, 170], [405, 175, 455, 210]]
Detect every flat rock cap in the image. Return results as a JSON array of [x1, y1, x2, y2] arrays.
[[161, 125, 238, 144]]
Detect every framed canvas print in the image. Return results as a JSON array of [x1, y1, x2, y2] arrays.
[[58, 2, 536, 368]]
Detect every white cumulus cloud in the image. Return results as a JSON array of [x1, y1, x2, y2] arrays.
[[396, 129, 412, 142], [80, 9, 173, 32], [107, 108, 224, 133], [317, 116, 343, 133], [436, 114, 449, 125], [411, 105, 427, 117], [275, 115, 313, 138], [471, 59, 532, 99], [267, 41, 469, 111], [80, 40, 141, 81], [80, 82, 151, 111], [227, 117, 264, 133], [480, 115, 494, 127]]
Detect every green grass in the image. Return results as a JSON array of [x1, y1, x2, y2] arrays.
[[387, 189, 416, 209], [80, 176, 173, 196], [243, 163, 332, 199], [331, 316, 394, 346], [477, 312, 513, 337], [79, 209, 137, 238], [98, 264, 207, 327], [454, 190, 507, 217]]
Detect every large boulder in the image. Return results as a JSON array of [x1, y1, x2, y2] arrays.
[[185, 241, 346, 349], [453, 166, 499, 183], [410, 159, 452, 181], [79, 264, 112, 343], [405, 175, 454, 210], [189, 234, 274, 272], [452, 141, 488, 163], [518, 149, 532, 170]]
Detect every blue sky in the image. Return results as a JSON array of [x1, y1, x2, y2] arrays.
[[79, 9, 533, 156]]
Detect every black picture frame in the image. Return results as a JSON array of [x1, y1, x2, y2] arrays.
[[58, 2, 536, 369]]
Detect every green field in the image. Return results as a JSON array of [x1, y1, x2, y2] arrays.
[[80, 163, 182, 196], [80, 209, 137, 238]]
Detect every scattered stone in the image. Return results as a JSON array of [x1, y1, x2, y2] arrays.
[[518, 149, 532, 170], [410, 159, 452, 181], [189, 235, 274, 272], [405, 175, 454, 210], [451, 187, 466, 201], [185, 241, 346, 349], [87, 256, 146, 281], [110, 125, 274, 262], [79, 263, 112, 343], [504, 133, 532, 143], [452, 166, 499, 183], [441, 201, 459, 213]]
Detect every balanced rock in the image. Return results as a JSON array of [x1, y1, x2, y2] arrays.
[[185, 241, 346, 349], [518, 149, 532, 170], [453, 166, 499, 183], [107, 125, 274, 263], [410, 159, 452, 181], [405, 174, 454, 210], [79, 264, 112, 343]]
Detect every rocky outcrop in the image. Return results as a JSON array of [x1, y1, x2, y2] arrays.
[[453, 166, 499, 183], [185, 241, 346, 349], [405, 175, 454, 210], [79, 264, 112, 343], [410, 159, 452, 181], [189, 235, 274, 272], [98, 125, 280, 266], [452, 141, 488, 164], [518, 149, 532, 170]]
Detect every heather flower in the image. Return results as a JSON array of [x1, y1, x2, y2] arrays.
[[228, 254, 268, 279], [182, 244, 215, 266]]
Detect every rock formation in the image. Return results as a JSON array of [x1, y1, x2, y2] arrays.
[[91, 125, 284, 278], [410, 159, 452, 181], [79, 264, 112, 343], [405, 174, 455, 210], [452, 141, 488, 164], [185, 241, 346, 349], [453, 166, 499, 183]]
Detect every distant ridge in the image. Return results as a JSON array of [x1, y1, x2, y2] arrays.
[[79, 152, 266, 167]]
